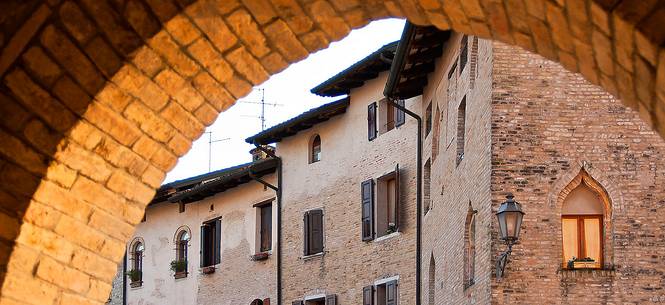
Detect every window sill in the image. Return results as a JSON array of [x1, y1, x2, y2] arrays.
[[559, 267, 615, 279], [374, 231, 400, 243], [174, 271, 187, 279], [129, 281, 143, 288], [300, 252, 325, 261], [250, 251, 271, 261], [201, 266, 216, 274]]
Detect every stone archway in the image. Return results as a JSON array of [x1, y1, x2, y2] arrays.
[[0, 0, 663, 304]]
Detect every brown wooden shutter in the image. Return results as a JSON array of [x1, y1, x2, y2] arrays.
[[368, 102, 377, 140], [361, 179, 374, 241], [386, 280, 397, 305], [291, 301, 303, 305], [200, 225, 207, 267], [260, 204, 272, 251], [214, 218, 221, 264], [395, 99, 405, 127], [263, 298, 270, 305], [394, 164, 400, 229], [325, 294, 336, 305], [303, 211, 309, 255], [309, 209, 324, 254], [363, 285, 374, 305]]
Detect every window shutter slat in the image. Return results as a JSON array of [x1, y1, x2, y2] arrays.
[[395, 99, 405, 127], [368, 103, 377, 140], [303, 212, 309, 255], [394, 164, 400, 229], [310, 210, 324, 254], [200, 225, 207, 267], [361, 179, 375, 241], [291, 300, 303, 305], [363, 285, 374, 305], [215, 219, 221, 264], [325, 294, 337, 305], [386, 280, 397, 305]]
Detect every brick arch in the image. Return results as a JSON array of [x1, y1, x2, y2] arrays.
[[0, 0, 664, 304]]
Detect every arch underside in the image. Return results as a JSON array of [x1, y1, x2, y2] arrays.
[[0, 0, 663, 304]]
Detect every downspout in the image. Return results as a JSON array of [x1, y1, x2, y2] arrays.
[[250, 144, 282, 305], [123, 253, 127, 305], [386, 97, 422, 305]]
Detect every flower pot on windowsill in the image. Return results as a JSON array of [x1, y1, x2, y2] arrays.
[[201, 266, 215, 274], [174, 271, 187, 279], [129, 280, 143, 288], [250, 252, 270, 261], [572, 261, 597, 269]]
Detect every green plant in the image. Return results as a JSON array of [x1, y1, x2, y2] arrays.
[[567, 257, 595, 269], [126, 269, 142, 282], [170, 260, 187, 273], [386, 223, 397, 234]]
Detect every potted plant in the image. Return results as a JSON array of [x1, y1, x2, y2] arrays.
[[567, 257, 597, 269], [201, 265, 215, 274], [386, 223, 397, 234], [170, 260, 187, 278], [250, 252, 270, 261], [126, 269, 142, 287]]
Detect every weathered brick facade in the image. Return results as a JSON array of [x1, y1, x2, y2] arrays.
[[1, 1, 665, 304]]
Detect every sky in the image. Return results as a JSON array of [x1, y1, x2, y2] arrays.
[[165, 18, 406, 183]]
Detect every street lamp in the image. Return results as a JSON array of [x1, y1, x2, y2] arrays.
[[495, 193, 525, 279]]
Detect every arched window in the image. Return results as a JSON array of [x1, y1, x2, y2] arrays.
[[429, 254, 436, 305], [310, 135, 321, 163], [463, 204, 476, 288], [173, 227, 190, 277], [562, 182, 605, 269], [177, 230, 190, 262], [129, 240, 144, 285]]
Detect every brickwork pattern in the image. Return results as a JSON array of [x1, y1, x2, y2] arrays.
[[0, 0, 664, 304], [490, 40, 665, 304]]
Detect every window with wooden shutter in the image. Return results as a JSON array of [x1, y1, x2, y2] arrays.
[[376, 165, 400, 238], [215, 218, 221, 264], [304, 209, 324, 255], [363, 286, 374, 305], [201, 218, 221, 267], [368, 103, 377, 140], [361, 179, 375, 241], [260, 204, 272, 252], [325, 294, 336, 305], [395, 100, 405, 127], [385, 281, 398, 305]]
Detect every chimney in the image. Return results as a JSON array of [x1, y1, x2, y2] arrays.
[[250, 145, 275, 161]]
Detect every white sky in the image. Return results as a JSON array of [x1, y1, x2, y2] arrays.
[[165, 19, 406, 183]]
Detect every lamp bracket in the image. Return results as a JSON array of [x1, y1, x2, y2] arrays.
[[495, 242, 514, 279]]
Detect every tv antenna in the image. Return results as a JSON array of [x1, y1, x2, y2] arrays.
[[204, 131, 230, 172], [238, 88, 282, 130]]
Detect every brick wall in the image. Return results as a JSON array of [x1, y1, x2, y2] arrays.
[[421, 33, 494, 305], [490, 40, 665, 304]]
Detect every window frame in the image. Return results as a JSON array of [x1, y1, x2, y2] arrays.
[[561, 214, 604, 269], [259, 202, 273, 252], [200, 217, 221, 268], [310, 134, 321, 164], [303, 209, 325, 256]]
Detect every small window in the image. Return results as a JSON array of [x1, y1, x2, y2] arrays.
[[201, 218, 221, 268], [459, 35, 468, 74], [259, 203, 272, 252], [456, 97, 466, 165], [173, 229, 190, 277], [424, 159, 431, 214], [562, 183, 605, 269], [364, 280, 398, 305], [303, 209, 324, 256], [368, 103, 377, 141], [310, 135, 321, 163], [129, 240, 144, 285], [428, 255, 436, 305], [463, 205, 476, 289], [361, 165, 400, 240], [377, 99, 406, 135], [424, 102, 432, 136]]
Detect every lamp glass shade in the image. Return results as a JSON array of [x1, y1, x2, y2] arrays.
[[496, 194, 525, 241]]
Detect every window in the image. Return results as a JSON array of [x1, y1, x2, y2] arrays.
[[424, 159, 431, 214], [377, 99, 406, 135], [456, 96, 466, 165], [310, 135, 321, 163], [459, 35, 468, 74], [364, 280, 398, 305], [368, 102, 377, 141], [562, 183, 605, 269], [259, 203, 272, 252], [470, 36, 479, 88], [200, 218, 221, 268], [129, 240, 144, 286], [428, 255, 436, 305], [424, 102, 432, 136], [463, 205, 476, 288], [174, 228, 190, 276], [303, 209, 324, 256], [432, 104, 441, 160], [292, 295, 336, 305], [361, 165, 400, 240]]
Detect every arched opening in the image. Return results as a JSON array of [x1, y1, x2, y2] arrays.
[[429, 254, 436, 305], [560, 170, 611, 269], [310, 134, 321, 164], [129, 240, 144, 286], [463, 204, 476, 289], [173, 227, 190, 276]]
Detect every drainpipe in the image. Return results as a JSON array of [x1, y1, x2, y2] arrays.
[[386, 97, 422, 305], [123, 253, 127, 305], [250, 144, 282, 305]]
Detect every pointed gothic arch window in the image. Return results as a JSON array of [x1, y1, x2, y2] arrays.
[[561, 176, 607, 269], [429, 254, 436, 305]]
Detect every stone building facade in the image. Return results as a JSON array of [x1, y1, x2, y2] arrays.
[[111, 23, 665, 305]]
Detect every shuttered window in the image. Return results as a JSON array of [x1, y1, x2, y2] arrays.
[[395, 100, 405, 127], [200, 218, 221, 267], [368, 280, 399, 305], [385, 281, 398, 305], [363, 286, 374, 305], [260, 204, 272, 252], [325, 294, 337, 305], [361, 179, 375, 241], [304, 209, 324, 255], [368, 102, 377, 140]]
